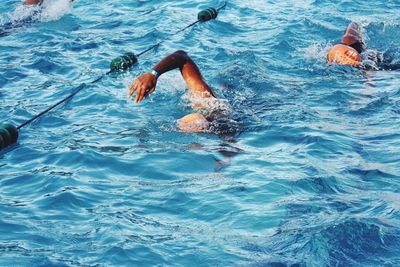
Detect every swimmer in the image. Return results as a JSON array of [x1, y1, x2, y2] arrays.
[[327, 22, 365, 67], [327, 22, 399, 70], [327, 22, 381, 69], [129, 50, 219, 133]]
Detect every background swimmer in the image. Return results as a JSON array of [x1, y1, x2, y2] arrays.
[[129, 50, 226, 133], [328, 22, 376, 68]]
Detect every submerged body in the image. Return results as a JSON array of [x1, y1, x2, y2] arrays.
[[327, 22, 398, 70], [1, 0, 74, 38]]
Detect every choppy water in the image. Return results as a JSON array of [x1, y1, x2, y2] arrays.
[[1, 0, 400, 266]]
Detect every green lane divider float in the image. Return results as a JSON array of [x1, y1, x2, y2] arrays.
[[0, 124, 18, 150]]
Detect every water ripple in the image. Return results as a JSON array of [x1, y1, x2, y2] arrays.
[[1, 0, 400, 266]]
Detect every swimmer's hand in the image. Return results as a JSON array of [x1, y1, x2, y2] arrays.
[[129, 72, 158, 103]]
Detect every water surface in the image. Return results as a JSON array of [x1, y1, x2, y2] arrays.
[[1, 0, 400, 266]]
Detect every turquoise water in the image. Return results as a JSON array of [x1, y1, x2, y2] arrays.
[[1, 0, 400, 266]]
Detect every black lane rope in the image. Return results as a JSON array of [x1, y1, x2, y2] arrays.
[[0, 2, 227, 151]]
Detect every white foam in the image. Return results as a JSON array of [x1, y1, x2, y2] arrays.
[[301, 42, 332, 62], [182, 92, 232, 120], [7, 0, 72, 24]]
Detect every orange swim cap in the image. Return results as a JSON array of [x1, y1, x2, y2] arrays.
[[177, 113, 210, 133], [327, 44, 361, 67]]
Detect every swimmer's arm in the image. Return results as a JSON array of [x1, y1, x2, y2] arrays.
[[23, 0, 42, 5], [129, 50, 215, 103], [169, 50, 216, 98], [341, 22, 365, 48]]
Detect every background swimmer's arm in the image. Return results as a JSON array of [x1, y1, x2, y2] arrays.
[[129, 50, 216, 103], [23, 0, 42, 5], [341, 22, 365, 51]]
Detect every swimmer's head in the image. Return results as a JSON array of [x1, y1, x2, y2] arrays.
[[177, 113, 210, 133], [327, 44, 361, 67]]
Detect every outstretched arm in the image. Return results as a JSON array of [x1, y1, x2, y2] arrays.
[[129, 50, 216, 103], [341, 22, 366, 52]]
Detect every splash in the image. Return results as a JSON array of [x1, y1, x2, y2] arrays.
[[8, 3, 41, 24], [301, 42, 332, 62], [182, 92, 231, 116], [40, 0, 72, 21], [7, 0, 72, 24]]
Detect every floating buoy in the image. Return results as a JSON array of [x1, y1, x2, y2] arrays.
[[0, 135, 4, 149], [0, 128, 11, 150], [0, 123, 19, 151], [110, 52, 138, 72], [198, 8, 218, 22], [2, 124, 18, 144]]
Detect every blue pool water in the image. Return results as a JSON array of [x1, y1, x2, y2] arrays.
[[1, 0, 400, 266]]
